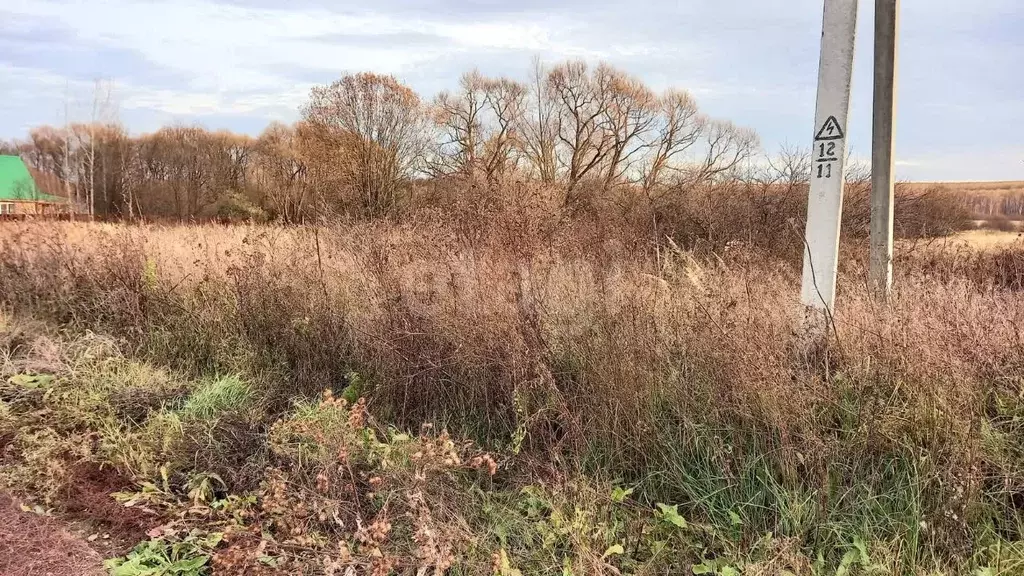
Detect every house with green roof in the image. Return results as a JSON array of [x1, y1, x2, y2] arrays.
[[0, 155, 71, 217]]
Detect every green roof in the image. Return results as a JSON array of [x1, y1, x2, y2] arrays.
[[0, 155, 67, 203]]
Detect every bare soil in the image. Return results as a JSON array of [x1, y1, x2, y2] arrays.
[[0, 463, 154, 576], [0, 493, 104, 576], [60, 463, 151, 553]]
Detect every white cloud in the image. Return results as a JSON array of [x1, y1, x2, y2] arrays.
[[6, 0, 629, 90], [1, 60, 302, 123], [3, 0, 665, 119]]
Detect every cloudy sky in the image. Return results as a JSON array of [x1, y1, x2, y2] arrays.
[[2, 0, 1021, 181]]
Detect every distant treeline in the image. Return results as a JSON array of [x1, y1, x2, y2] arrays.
[[0, 61, 986, 244], [963, 192, 1024, 220], [0, 61, 764, 222], [904, 183, 1024, 222]]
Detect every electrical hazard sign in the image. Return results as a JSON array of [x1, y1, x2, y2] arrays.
[[814, 116, 845, 141]]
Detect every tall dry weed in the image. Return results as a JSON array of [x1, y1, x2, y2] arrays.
[[1, 215, 1023, 557]]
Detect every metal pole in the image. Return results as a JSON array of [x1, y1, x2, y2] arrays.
[[870, 0, 899, 297], [801, 0, 859, 330]]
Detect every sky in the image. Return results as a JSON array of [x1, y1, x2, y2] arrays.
[[1, 0, 1021, 182]]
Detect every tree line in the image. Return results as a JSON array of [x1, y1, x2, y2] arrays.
[[0, 59, 764, 222]]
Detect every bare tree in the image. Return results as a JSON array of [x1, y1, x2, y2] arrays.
[[517, 57, 558, 184], [639, 89, 704, 195], [132, 126, 238, 219], [689, 120, 760, 185], [3, 60, 767, 224], [763, 144, 811, 188], [480, 76, 526, 181], [428, 70, 489, 176], [255, 122, 309, 223], [740, 144, 812, 236], [79, 79, 117, 218], [594, 64, 656, 188], [429, 71, 526, 182], [64, 83, 75, 217], [21, 126, 68, 177], [303, 72, 427, 217], [548, 60, 614, 198], [220, 131, 254, 193]]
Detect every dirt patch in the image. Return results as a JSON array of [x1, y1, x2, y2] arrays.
[[60, 463, 152, 554], [0, 492, 104, 576]]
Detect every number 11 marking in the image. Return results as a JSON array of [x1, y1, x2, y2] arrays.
[[817, 163, 833, 179]]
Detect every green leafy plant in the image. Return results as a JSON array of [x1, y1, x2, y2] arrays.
[[835, 536, 885, 576], [104, 531, 223, 576], [610, 486, 634, 503], [656, 503, 688, 529], [7, 373, 55, 389], [692, 558, 741, 575], [186, 472, 226, 506], [727, 510, 743, 527], [601, 544, 625, 559], [340, 370, 363, 404]]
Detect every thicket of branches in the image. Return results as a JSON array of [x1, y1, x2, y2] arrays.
[[0, 62, 761, 220], [0, 61, 969, 243]]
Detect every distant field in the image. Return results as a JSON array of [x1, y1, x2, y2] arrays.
[[895, 228, 1022, 258], [943, 228, 1023, 250], [906, 181, 1024, 222]]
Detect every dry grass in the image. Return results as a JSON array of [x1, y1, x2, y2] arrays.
[[1, 217, 1024, 572], [0, 220, 1019, 440], [924, 229, 1024, 251]]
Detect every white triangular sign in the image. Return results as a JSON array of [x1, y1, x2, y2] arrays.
[[814, 116, 845, 141]]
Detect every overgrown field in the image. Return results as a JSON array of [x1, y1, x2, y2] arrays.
[[906, 181, 1024, 224], [1, 218, 1023, 575]]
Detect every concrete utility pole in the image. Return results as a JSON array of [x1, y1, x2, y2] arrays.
[[870, 0, 899, 297], [801, 0, 859, 323]]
